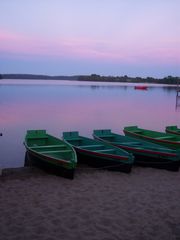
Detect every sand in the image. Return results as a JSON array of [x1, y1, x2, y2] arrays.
[[0, 166, 180, 240]]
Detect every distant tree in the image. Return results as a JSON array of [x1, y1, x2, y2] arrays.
[[163, 76, 179, 84], [0, 74, 2, 79], [123, 75, 128, 80], [88, 74, 101, 81]]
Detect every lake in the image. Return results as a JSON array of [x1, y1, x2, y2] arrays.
[[0, 79, 179, 168]]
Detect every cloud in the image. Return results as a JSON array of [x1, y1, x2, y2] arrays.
[[0, 29, 179, 65]]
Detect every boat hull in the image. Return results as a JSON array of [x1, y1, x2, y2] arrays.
[[107, 144, 179, 171], [24, 130, 77, 179], [130, 153, 179, 171], [25, 149, 75, 179], [93, 130, 179, 171], [74, 147, 132, 173], [63, 131, 134, 173], [124, 126, 180, 150]]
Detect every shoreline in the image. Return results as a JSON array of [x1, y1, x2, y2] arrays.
[[1, 166, 180, 240], [1, 74, 179, 85], [0, 79, 178, 88]]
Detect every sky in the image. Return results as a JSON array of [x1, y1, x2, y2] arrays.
[[0, 0, 180, 78]]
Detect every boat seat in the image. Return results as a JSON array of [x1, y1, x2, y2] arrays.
[[111, 141, 121, 144], [99, 135, 114, 138], [41, 150, 72, 153], [95, 149, 114, 153], [80, 144, 104, 148], [113, 141, 139, 145], [28, 136, 48, 140], [65, 138, 81, 141], [31, 144, 66, 149], [132, 130, 143, 134], [155, 136, 174, 140]]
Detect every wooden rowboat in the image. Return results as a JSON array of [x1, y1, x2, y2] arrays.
[[24, 130, 77, 179], [123, 126, 180, 150], [166, 126, 180, 135], [63, 131, 134, 173], [93, 129, 180, 171]]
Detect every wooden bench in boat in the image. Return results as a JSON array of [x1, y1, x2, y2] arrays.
[[131, 130, 143, 134], [66, 138, 81, 141], [31, 144, 66, 149], [155, 136, 175, 140], [80, 144, 104, 149], [95, 149, 115, 153], [98, 135, 114, 138], [41, 149, 72, 154], [110, 141, 121, 144], [112, 141, 141, 145]]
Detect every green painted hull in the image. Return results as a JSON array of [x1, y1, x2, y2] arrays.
[[124, 126, 180, 150], [166, 126, 180, 135], [24, 130, 77, 179], [63, 131, 134, 173], [93, 129, 180, 171]]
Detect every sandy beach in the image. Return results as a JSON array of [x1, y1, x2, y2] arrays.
[[1, 166, 180, 240]]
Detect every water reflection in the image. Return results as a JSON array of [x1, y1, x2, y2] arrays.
[[176, 95, 180, 110], [0, 80, 179, 168]]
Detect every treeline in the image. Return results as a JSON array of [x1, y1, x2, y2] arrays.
[[78, 74, 180, 84], [0, 74, 78, 80], [0, 73, 179, 84]]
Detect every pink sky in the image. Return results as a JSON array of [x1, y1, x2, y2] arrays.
[[0, 0, 179, 77]]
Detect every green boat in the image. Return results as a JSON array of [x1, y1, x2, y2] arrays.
[[166, 126, 180, 135], [124, 126, 180, 150], [93, 129, 180, 171], [63, 131, 134, 173], [24, 130, 77, 179]]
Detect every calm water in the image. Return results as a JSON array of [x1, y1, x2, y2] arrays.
[[0, 79, 179, 168]]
